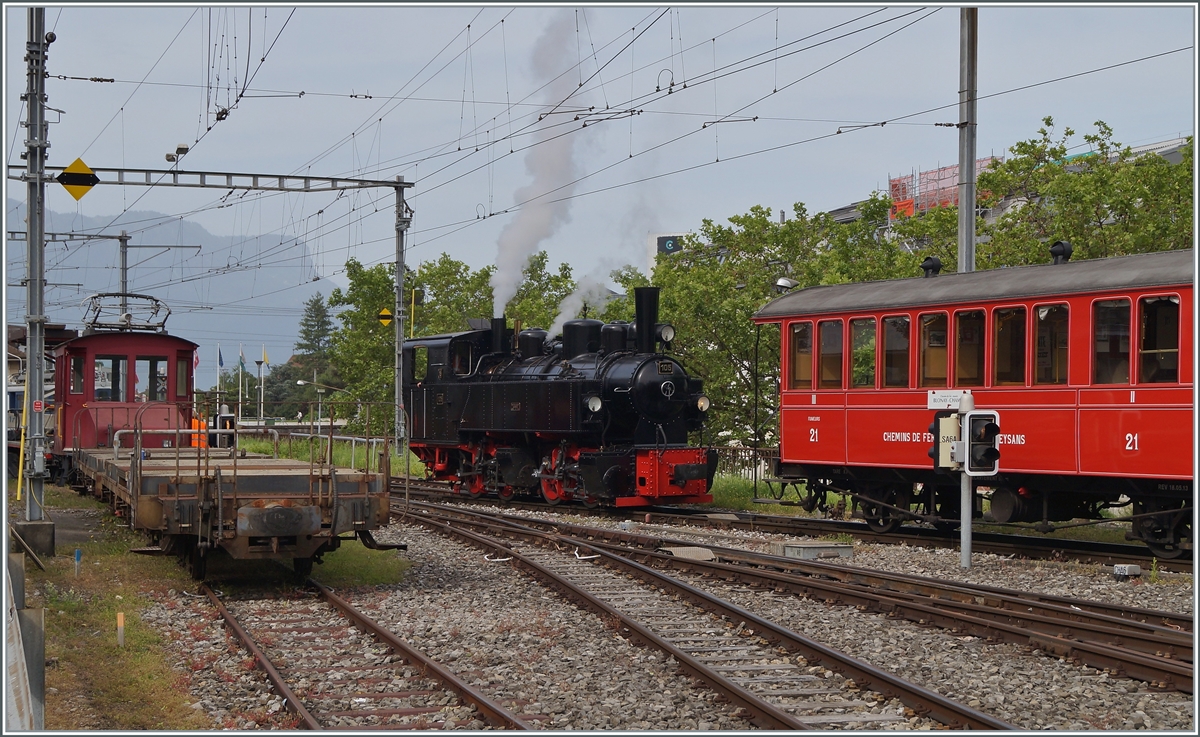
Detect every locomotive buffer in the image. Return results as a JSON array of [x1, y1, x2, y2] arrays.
[[927, 390, 1001, 569]]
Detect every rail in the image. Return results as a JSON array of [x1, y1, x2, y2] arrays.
[[287, 432, 387, 470], [111, 428, 279, 460]]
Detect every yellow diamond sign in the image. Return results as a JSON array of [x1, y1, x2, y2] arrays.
[[378, 307, 393, 327], [56, 158, 100, 201]]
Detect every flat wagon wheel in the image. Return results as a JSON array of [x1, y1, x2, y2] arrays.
[[187, 545, 207, 581]]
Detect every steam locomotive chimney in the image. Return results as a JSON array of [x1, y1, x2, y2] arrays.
[[634, 286, 660, 354], [491, 316, 510, 355]]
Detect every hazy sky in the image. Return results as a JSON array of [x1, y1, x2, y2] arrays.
[[4, 3, 1196, 354]]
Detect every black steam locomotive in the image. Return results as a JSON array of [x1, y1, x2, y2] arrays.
[[402, 287, 717, 507]]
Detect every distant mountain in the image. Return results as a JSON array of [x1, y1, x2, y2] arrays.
[[5, 198, 325, 376]]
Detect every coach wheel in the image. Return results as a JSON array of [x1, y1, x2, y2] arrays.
[[1132, 498, 1190, 560], [861, 485, 911, 534]]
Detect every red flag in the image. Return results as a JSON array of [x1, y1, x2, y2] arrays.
[[193, 350, 200, 368]]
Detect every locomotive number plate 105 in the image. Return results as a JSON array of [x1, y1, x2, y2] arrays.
[[658, 361, 674, 375]]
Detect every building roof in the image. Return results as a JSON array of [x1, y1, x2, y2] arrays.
[[754, 249, 1193, 321]]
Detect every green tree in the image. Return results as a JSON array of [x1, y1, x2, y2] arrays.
[[295, 293, 334, 356], [410, 254, 495, 336], [327, 259, 397, 434]]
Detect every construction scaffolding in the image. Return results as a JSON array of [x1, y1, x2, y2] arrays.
[[889, 156, 1002, 220]]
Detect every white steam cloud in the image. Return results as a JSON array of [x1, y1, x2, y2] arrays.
[[548, 275, 614, 339], [491, 10, 581, 318]]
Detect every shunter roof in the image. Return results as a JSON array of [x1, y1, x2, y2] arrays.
[[755, 248, 1194, 321]]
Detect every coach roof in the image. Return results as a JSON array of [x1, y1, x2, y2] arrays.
[[755, 248, 1193, 321]]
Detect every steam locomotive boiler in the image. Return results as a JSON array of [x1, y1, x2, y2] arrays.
[[403, 287, 717, 507]]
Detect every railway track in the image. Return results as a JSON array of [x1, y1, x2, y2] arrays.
[[400, 500, 1014, 730], [412, 502, 1194, 694], [200, 583, 533, 729], [389, 479, 1193, 572]]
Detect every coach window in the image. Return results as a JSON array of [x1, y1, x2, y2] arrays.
[[919, 313, 948, 388], [69, 355, 85, 394], [993, 307, 1027, 385], [135, 357, 169, 402], [789, 322, 813, 390], [94, 356, 127, 402], [882, 316, 910, 387], [850, 318, 876, 387], [954, 310, 985, 387], [1138, 296, 1179, 383], [817, 320, 844, 389], [1093, 299, 1130, 384], [1034, 304, 1069, 385]]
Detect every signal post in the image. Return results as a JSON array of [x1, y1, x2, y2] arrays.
[[927, 390, 1001, 569]]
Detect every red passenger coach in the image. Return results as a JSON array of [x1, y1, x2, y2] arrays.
[[754, 249, 1193, 558]]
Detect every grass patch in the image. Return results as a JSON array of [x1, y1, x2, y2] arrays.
[[19, 490, 214, 730], [312, 542, 411, 588], [707, 475, 808, 516]]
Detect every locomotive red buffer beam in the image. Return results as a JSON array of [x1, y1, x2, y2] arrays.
[[620, 448, 717, 507]]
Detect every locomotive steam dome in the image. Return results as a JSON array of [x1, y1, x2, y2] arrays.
[[631, 357, 689, 424]]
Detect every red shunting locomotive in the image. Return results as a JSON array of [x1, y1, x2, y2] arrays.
[[403, 286, 717, 507], [754, 248, 1193, 558]]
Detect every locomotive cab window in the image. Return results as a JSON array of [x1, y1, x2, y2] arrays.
[[450, 341, 472, 376], [1139, 296, 1179, 383], [94, 356, 127, 402], [850, 318, 876, 388], [919, 313, 948, 388], [69, 355, 84, 394], [994, 307, 1027, 385], [135, 357, 168, 402], [789, 322, 813, 390], [954, 310, 984, 387], [882, 316, 910, 388], [1035, 304, 1069, 385], [1093, 299, 1130, 384], [408, 346, 428, 384], [818, 320, 843, 389]]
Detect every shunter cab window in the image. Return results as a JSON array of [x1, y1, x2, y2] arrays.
[[411, 346, 429, 383], [955, 311, 985, 387], [1035, 305, 1069, 385], [818, 320, 843, 389], [882, 316, 910, 388], [1139, 296, 1180, 383], [994, 308, 1027, 385], [69, 355, 84, 394], [789, 322, 813, 390], [1093, 299, 1131, 384], [919, 313, 948, 388], [94, 356, 127, 402], [176, 356, 189, 398], [850, 318, 876, 388], [135, 357, 168, 402]]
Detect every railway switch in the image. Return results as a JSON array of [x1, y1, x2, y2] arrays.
[[964, 410, 1001, 477]]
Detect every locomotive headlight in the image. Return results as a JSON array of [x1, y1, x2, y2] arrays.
[[696, 395, 711, 412], [586, 395, 603, 413], [657, 324, 676, 343]]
